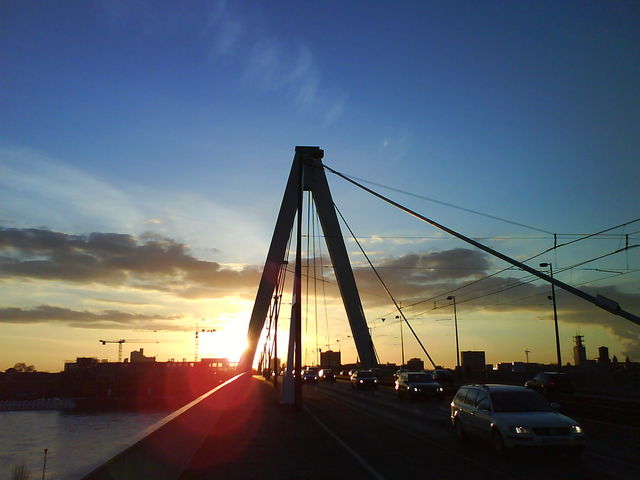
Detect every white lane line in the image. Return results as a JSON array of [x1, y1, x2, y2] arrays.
[[313, 386, 513, 478], [304, 405, 386, 480]]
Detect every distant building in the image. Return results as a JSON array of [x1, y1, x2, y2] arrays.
[[320, 350, 341, 368], [494, 362, 511, 372], [406, 357, 424, 371], [461, 351, 485, 373], [511, 362, 526, 373], [598, 346, 610, 364], [130, 348, 156, 363], [573, 335, 587, 367]]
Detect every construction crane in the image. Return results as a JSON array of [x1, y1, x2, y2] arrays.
[[98, 339, 159, 362]]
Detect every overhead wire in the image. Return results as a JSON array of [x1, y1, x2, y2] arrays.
[[335, 171, 554, 234], [333, 203, 438, 368]]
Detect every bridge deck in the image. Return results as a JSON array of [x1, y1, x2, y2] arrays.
[[179, 376, 371, 480]]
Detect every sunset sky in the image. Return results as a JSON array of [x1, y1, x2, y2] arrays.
[[1, 1, 639, 372]]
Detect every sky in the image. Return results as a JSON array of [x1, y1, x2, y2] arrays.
[[1, 0, 639, 372]]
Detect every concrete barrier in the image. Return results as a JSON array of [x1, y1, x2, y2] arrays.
[[78, 372, 248, 480]]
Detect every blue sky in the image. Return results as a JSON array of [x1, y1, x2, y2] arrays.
[[1, 1, 639, 371]]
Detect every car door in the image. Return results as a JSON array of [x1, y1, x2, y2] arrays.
[[460, 388, 479, 435], [472, 392, 493, 440]]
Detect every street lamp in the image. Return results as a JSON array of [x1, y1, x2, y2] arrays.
[[447, 296, 460, 369], [382, 316, 405, 367], [395, 315, 405, 367], [540, 262, 562, 371]]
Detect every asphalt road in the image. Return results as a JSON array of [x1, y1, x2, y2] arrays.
[[302, 380, 640, 480]]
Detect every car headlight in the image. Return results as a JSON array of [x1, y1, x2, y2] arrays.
[[571, 425, 583, 434], [359, 380, 363, 383], [437, 387, 443, 392], [374, 379, 378, 383], [414, 387, 419, 392], [511, 426, 531, 435]]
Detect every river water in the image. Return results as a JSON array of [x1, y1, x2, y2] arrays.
[[0, 409, 170, 480]]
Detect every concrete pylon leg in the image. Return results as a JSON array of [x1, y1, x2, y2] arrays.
[[239, 146, 376, 374]]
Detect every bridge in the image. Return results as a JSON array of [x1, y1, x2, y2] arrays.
[[78, 146, 640, 479]]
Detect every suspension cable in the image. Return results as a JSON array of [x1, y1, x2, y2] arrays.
[[324, 164, 640, 326], [333, 203, 437, 369]]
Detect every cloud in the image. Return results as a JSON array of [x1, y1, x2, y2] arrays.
[[207, 3, 345, 124], [0, 227, 261, 299], [3, 225, 638, 356], [0, 305, 184, 331], [0, 145, 268, 264]]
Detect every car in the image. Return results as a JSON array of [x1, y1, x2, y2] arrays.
[[395, 371, 443, 400], [350, 370, 378, 390], [450, 384, 586, 457], [301, 367, 319, 383], [318, 368, 335, 382], [394, 368, 410, 379], [432, 368, 453, 385], [525, 372, 574, 394]]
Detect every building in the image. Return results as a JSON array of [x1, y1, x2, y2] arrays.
[[130, 348, 156, 363], [573, 335, 587, 367], [406, 357, 424, 371], [598, 346, 610, 364], [461, 351, 486, 373], [320, 350, 341, 368]]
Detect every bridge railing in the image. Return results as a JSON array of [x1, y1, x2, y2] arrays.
[[77, 372, 248, 480]]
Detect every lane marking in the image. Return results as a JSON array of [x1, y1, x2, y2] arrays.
[[311, 386, 514, 479], [304, 405, 386, 480]]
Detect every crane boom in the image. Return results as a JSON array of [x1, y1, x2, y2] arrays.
[[98, 339, 159, 362]]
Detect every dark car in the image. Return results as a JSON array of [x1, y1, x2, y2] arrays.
[[301, 368, 319, 383], [396, 372, 443, 400], [525, 372, 573, 394], [318, 368, 335, 382], [350, 370, 378, 390], [432, 369, 453, 385]]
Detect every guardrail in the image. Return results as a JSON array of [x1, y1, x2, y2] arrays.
[[77, 372, 248, 480]]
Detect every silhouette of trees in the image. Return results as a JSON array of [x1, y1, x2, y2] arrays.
[[12, 362, 36, 372]]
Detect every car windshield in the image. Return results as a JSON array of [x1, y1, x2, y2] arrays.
[[490, 390, 554, 412], [358, 371, 375, 378], [408, 373, 434, 382]]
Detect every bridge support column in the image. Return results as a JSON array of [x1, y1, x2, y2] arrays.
[[239, 146, 376, 378]]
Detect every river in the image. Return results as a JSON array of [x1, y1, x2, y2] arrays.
[[0, 409, 170, 480]]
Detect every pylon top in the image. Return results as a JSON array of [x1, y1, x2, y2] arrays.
[[295, 146, 324, 159]]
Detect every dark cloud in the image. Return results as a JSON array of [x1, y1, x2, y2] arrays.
[[2, 227, 638, 356], [0, 227, 261, 298], [350, 248, 493, 303], [0, 305, 184, 331]]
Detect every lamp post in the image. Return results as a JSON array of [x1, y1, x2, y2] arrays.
[[447, 295, 460, 369], [395, 315, 405, 367], [382, 316, 405, 367], [540, 262, 562, 371]]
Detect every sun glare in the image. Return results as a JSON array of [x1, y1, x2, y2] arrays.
[[198, 318, 249, 363]]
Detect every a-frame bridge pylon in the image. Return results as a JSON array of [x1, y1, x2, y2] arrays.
[[238, 146, 376, 372]]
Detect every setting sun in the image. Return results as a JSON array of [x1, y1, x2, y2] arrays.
[[198, 318, 250, 363]]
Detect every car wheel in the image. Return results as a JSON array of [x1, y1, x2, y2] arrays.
[[454, 418, 466, 442], [492, 430, 507, 456]]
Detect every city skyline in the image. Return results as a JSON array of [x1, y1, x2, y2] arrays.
[[1, 1, 639, 371]]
